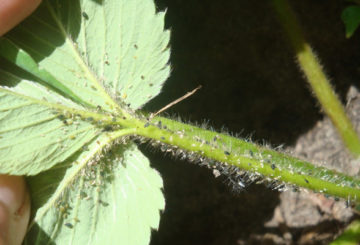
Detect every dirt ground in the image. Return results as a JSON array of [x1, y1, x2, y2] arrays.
[[144, 1, 360, 244]]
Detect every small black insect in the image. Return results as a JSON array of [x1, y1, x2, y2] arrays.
[[58, 114, 66, 120], [249, 150, 254, 157], [99, 200, 109, 207], [103, 125, 113, 131], [304, 178, 309, 184], [224, 151, 230, 156], [82, 12, 89, 20], [65, 223, 73, 229], [271, 163, 276, 170], [144, 122, 150, 128]]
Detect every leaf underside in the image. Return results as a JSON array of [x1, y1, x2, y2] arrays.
[[0, 0, 170, 244], [26, 144, 164, 245]]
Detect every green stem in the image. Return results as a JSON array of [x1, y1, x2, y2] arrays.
[[54, 102, 360, 201], [109, 113, 360, 202], [272, 0, 360, 156]]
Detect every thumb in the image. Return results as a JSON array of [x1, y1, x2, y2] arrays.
[[0, 0, 42, 36], [0, 175, 30, 245]]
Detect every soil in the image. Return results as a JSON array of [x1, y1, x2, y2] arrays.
[[142, 1, 360, 244]]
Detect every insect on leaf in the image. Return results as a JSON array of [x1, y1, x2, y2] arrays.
[[0, 0, 170, 244]]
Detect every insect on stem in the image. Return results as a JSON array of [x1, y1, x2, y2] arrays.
[[149, 85, 202, 120]]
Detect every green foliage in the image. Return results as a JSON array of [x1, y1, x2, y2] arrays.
[[26, 143, 164, 245], [342, 5, 360, 38], [0, 0, 169, 244]]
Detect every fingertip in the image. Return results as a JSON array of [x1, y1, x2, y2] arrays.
[[0, 175, 30, 245], [0, 0, 42, 36]]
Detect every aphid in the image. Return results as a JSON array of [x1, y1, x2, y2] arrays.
[[141, 75, 145, 80], [82, 12, 89, 20], [99, 200, 109, 206], [249, 150, 254, 157], [157, 121, 162, 129], [160, 136, 165, 140], [103, 125, 113, 132], [271, 163, 276, 170], [69, 135, 76, 140], [224, 151, 230, 156], [105, 60, 110, 65], [134, 44, 138, 49], [64, 223, 73, 229], [96, 105, 102, 111], [304, 178, 309, 184], [144, 122, 150, 128], [149, 83, 153, 87]]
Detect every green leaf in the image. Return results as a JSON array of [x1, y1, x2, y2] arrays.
[[0, 70, 99, 175], [26, 143, 164, 245], [1, 0, 170, 110], [0, 0, 170, 243], [341, 5, 360, 38]]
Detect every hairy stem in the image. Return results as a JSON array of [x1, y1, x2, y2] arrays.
[[272, 0, 360, 156], [111, 113, 360, 202]]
